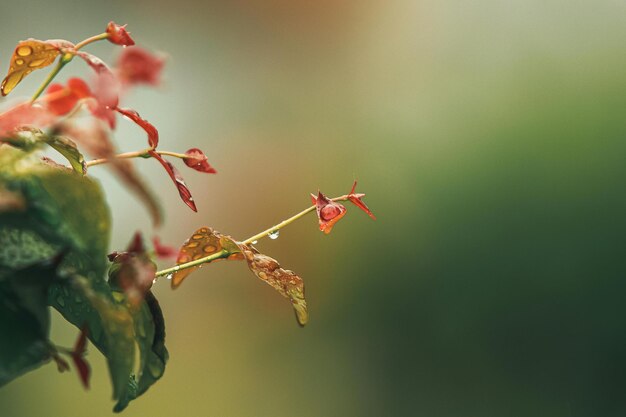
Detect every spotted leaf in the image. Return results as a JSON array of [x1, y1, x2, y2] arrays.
[[240, 245, 308, 326], [171, 227, 243, 289], [1, 39, 61, 96]]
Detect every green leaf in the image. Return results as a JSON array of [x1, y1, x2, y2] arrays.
[[41, 135, 86, 175], [0, 255, 60, 386], [113, 291, 168, 412]]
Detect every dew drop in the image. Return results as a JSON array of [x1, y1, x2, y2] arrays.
[[166, 274, 173, 280], [16, 46, 32, 56], [269, 230, 280, 240], [15, 59, 24, 65], [174, 265, 180, 271], [152, 278, 157, 284], [251, 240, 258, 245]]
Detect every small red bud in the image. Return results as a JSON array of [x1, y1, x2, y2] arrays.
[[106, 22, 135, 47]]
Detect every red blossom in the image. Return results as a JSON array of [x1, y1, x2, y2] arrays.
[[116, 47, 165, 87], [152, 236, 178, 259], [311, 191, 347, 234], [183, 148, 217, 173], [106, 22, 135, 47], [149, 150, 197, 212], [115, 107, 158, 148], [346, 181, 376, 220]]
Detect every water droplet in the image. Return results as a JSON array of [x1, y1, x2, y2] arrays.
[[166, 274, 173, 280], [269, 230, 280, 240], [152, 278, 157, 284], [251, 240, 258, 245], [15, 59, 24, 65], [174, 265, 180, 271], [122, 45, 128, 49], [16, 46, 32, 56]]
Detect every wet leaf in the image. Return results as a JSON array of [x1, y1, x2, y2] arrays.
[[116, 107, 158, 148], [43, 134, 86, 175], [1, 39, 61, 96], [108, 233, 157, 305], [148, 151, 197, 212], [240, 245, 308, 326], [183, 148, 216, 173], [171, 227, 243, 289]]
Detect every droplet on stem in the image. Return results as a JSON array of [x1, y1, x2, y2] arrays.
[[269, 230, 280, 240]]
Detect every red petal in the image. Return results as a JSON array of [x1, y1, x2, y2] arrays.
[[116, 47, 165, 87], [183, 148, 216, 173], [0, 102, 56, 136], [314, 191, 347, 234], [106, 22, 136, 47], [126, 231, 145, 253], [115, 107, 159, 148], [67, 77, 91, 98], [347, 181, 376, 220], [149, 150, 197, 212]]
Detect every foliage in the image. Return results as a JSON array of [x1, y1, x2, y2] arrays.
[[0, 22, 375, 412]]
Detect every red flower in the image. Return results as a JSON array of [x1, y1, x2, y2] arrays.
[[183, 148, 217, 173], [311, 191, 347, 234], [116, 47, 165, 87], [106, 22, 135, 47], [346, 181, 376, 220]]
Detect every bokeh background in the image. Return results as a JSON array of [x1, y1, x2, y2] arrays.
[[2, 1, 626, 416]]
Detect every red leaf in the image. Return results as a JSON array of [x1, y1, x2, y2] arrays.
[[149, 150, 197, 212], [183, 148, 216, 173], [106, 22, 135, 47], [152, 236, 177, 259], [115, 107, 159, 148], [59, 122, 163, 226], [116, 47, 165, 87], [44, 78, 92, 116], [0, 102, 56, 137], [71, 326, 90, 389], [347, 181, 376, 220], [108, 232, 157, 304], [76, 51, 119, 129], [312, 191, 347, 234]]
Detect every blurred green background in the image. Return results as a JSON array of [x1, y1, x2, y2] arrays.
[[2, 0, 626, 416]]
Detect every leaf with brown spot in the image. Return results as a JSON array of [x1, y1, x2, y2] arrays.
[[240, 245, 308, 326], [171, 227, 243, 289], [1, 39, 61, 96]]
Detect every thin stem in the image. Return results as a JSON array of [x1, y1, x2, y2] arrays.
[[155, 250, 228, 277], [30, 53, 73, 102], [157, 150, 188, 159], [74, 33, 109, 50], [85, 148, 151, 167], [241, 195, 349, 245], [154, 194, 350, 278]]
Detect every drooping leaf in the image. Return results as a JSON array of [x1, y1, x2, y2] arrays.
[[148, 150, 197, 212], [171, 227, 243, 289], [113, 291, 168, 412], [60, 122, 163, 226], [240, 245, 308, 326], [43, 134, 86, 175], [116, 107, 159, 148], [1, 39, 61, 96]]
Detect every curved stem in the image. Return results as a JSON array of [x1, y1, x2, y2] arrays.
[[157, 150, 188, 159], [85, 148, 151, 167], [74, 33, 109, 50], [30, 53, 73, 102]]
